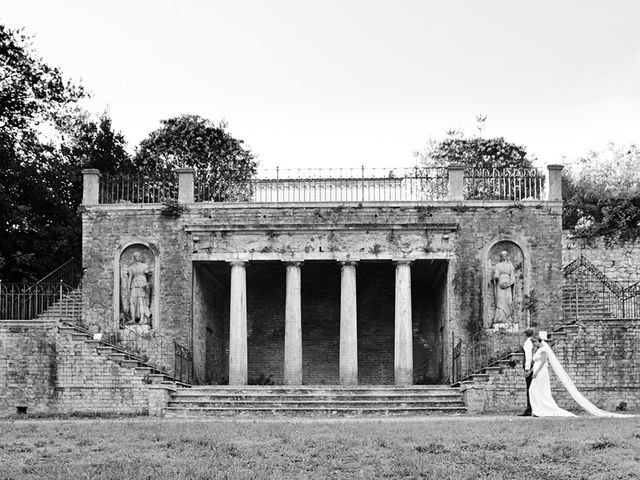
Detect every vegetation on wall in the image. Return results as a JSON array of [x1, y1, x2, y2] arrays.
[[563, 143, 640, 240]]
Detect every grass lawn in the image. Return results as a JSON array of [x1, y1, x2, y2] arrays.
[[1, 415, 639, 479]]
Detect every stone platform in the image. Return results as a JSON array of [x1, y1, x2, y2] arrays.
[[164, 385, 466, 417]]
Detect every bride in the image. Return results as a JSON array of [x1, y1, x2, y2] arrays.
[[530, 331, 628, 418]]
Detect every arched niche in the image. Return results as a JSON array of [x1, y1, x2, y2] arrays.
[[483, 240, 526, 331], [113, 243, 159, 332]]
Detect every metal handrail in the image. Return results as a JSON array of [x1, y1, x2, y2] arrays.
[[563, 254, 640, 319], [564, 255, 622, 296], [174, 341, 193, 383], [34, 257, 78, 286]]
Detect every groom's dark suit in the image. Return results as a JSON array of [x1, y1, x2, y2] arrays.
[[521, 336, 534, 416]]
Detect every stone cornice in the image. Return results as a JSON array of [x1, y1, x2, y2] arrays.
[[80, 199, 563, 212], [184, 222, 460, 233]]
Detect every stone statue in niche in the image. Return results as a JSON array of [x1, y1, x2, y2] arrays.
[[492, 251, 516, 324], [486, 241, 525, 331], [120, 245, 154, 328]]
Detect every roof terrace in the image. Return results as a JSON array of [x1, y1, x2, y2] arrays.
[[81, 164, 563, 206]]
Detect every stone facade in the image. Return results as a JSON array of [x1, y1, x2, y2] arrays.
[[81, 198, 563, 385]]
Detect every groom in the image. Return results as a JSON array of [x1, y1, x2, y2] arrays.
[[519, 328, 535, 416]]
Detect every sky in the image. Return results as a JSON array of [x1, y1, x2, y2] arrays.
[[2, 0, 640, 171]]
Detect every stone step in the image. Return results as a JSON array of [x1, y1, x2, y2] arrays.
[[168, 400, 466, 409], [183, 385, 456, 392], [164, 405, 466, 417], [483, 366, 502, 375], [177, 389, 459, 398], [170, 393, 462, 402]]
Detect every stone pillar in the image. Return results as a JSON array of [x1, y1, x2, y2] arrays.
[[284, 261, 303, 385], [394, 260, 413, 386], [447, 164, 465, 201], [229, 261, 248, 385], [339, 261, 358, 386], [545, 164, 564, 201], [82, 169, 101, 205], [176, 167, 195, 203]]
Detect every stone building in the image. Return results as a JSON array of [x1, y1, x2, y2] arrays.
[[80, 165, 563, 387], [5, 164, 639, 417]]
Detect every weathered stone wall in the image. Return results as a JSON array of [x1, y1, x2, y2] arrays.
[[0, 324, 57, 415], [82, 206, 192, 345], [563, 232, 640, 283], [0, 324, 156, 417], [551, 319, 640, 411], [54, 330, 151, 414], [81, 201, 563, 383], [472, 319, 640, 413]]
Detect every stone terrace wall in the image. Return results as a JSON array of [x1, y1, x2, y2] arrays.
[[0, 324, 57, 416], [0, 324, 156, 417], [563, 232, 640, 283], [54, 330, 151, 414], [551, 319, 640, 411], [472, 319, 640, 413]]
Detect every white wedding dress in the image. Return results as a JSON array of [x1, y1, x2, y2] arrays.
[[530, 341, 628, 418]]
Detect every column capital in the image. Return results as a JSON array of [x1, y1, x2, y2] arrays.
[[393, 259, 413, 266], [339, 261, 358, 267], [228, 260, 248, 268], [282, 260, 304, 267], [546, 164, 565, 171]]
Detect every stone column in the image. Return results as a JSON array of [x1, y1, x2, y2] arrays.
[[394, 260, 413, 386], [82, 169, 101, 205], [176, 167, 195, 203], [284, 261, 303, 385], [229, 261, 248, 385], [339, 261, 358, 386], [545, 164, 564, 201], [447, 164, 465, 201]]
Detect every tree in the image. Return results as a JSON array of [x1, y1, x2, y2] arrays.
[[415, 129, 533, 170], [134, 115, 257, 201], [415, 123, 537, 200], [59, 108, 134, 175], [563, 143, 640, 239], [1, 24, 87, 281], [1, 25, 134, 282]]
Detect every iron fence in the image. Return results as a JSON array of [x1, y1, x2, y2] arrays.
[[94, 167, 553, 204], [99, 173, 178, 204], [464, 168, 545, 201], [99, 328, 193, 382], [174, 342, 193, 383], [563, 255, 640, 319], [195, 167, 449, 203], [194, 170, 254, 202], [451, 331, 491, 384], [0, 282, 80, 321]]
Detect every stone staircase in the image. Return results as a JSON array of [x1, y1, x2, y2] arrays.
[[164, 385, 466, 417], [57, 323, 186, 384], [454, 322, 580, 387]]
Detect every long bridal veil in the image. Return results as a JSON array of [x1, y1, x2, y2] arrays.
[[542, 341, 630, 418]]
